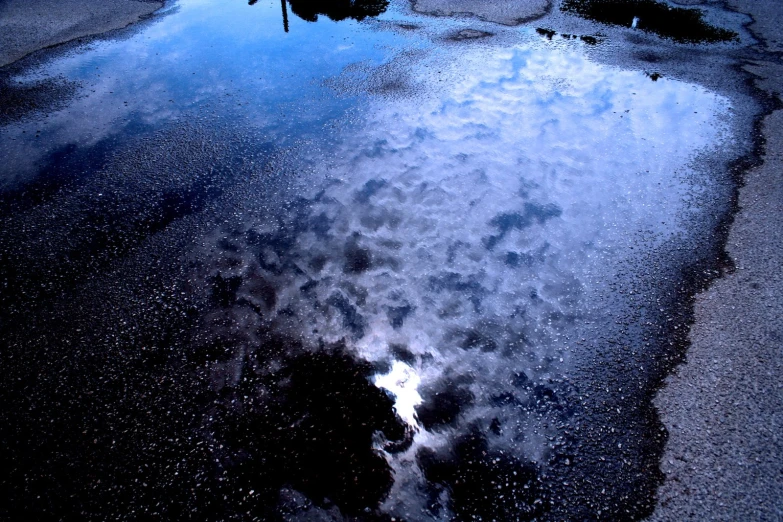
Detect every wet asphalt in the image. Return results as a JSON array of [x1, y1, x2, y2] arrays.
[[0, 0, 781, 520]]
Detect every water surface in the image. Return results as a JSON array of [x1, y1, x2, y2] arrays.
[[0, 0, 745, 519]]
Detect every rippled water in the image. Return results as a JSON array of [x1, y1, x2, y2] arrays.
[[0, 0, 748, 519]]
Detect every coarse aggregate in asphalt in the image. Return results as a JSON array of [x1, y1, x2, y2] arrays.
[[650, 0, 783, 518], [0, 0, 163, 68]]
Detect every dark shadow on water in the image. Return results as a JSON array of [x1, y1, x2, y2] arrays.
[[415, 378, 474, 431], [249, 0, 389, 25], [561, 0, 737, 43], [217, 345, 409, 516], [0, 74, 78, 125], [536, 27, 602, 45], [418, 426, 545, 521], [288, 0, 389, 22]]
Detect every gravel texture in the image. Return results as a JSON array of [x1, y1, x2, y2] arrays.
[[652, 108, 783, 521], [651, 0, 783, 518], [411, 0, 550, 25], [0, 0, 163, 68]]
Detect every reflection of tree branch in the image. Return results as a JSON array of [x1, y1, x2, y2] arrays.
[[286, 0, 389, 23], [247, 0, 388, 31]]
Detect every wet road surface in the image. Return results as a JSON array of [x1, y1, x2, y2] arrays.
[[0, 0, 777, 520]]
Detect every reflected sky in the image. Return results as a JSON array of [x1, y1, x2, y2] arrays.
[[0, 0, 409, 187], [184, 29, 733, 520], [0, 1, 742, 520]]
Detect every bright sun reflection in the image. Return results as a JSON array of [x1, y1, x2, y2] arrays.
[[374, 361, 422, 428]]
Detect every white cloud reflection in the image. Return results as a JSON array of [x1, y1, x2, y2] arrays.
[[251, 39, 732, 517], [375, 361, 423, 427]]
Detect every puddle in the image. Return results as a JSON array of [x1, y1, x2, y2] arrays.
[[0, 0, 749, 520], [187, 40, 734, 519], [0, 0, 408, 188]]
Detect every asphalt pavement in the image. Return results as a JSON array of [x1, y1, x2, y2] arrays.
[[0, 0, 163, 67], [651, 0, 783, 518]]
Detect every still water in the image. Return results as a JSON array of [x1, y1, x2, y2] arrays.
[[0, 0, 746, 519]]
